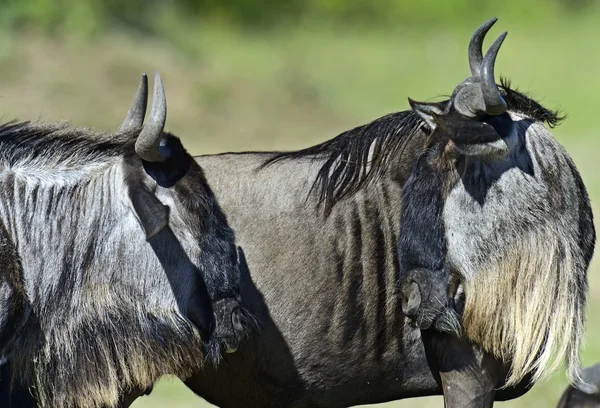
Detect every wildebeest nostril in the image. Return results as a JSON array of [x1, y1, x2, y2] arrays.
[[402, 281, 422, 318], [224, 308, 243, 354]]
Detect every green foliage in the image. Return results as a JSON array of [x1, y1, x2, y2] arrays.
[[0, 0, 597, 36], [0, 0, 148, 36]]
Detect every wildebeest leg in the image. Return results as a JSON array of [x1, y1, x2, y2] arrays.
[[557, 363, 600, 407], [422, 330, 505, 408]]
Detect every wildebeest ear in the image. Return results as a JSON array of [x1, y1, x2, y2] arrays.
[[408, 98, 446, 131], [129, 186, 170, 240], [433, 115, 502, 145], [141, 135, 192, 188]]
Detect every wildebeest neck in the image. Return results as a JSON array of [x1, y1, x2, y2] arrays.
[[0, 121, 245, 408]]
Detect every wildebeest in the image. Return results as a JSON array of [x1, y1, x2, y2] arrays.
[[2, 18, 595, 408], [0, 73, 251, 407], [181, 17, 595, 407], [558, 363, 600, 407]]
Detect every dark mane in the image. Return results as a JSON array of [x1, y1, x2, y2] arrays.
[[265, 111, 422, 214], [0, 121, 134, 169], [264, 84, 563, 213], [500, 78, 565, 128]]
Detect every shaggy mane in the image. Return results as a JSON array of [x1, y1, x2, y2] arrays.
[[0, 120, 228, 407], [499, 78, 565, 128], [264, 84, 563, 213], [0, 121, 135, 175]]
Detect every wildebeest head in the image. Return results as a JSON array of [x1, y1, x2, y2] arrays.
[[400, 19, 514, 333], [260, 17, 592, 393], [409, 18, 514, 158], [401, 18, 594, 390], [120, 73, 250, 356], [0, 72, 252, 408]]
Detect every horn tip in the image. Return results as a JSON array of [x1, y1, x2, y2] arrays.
[[153, 71, 164, 87], [484, 17, 498, 27], [493, 31, 508, 48], [479, 17, 498, 31]]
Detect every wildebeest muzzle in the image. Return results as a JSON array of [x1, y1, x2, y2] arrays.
[[212, 297, 247, 354], [401, 268, 463, 336]]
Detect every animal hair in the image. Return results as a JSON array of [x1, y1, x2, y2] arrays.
[[265, 84, 590, 388], [0, 121, 133, 171], [0, 121, 234, 408], [499, 78, 565, 128], [462, 229, 585, 386], [264, 83, 563, 214], [264, 111, 422, 215], [448, 118, 594, 388]]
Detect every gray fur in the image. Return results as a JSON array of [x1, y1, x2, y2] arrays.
[[181, 20, 593, 404], [190, 151, 446, 407], [445, 114, 590, 385], [182, 91, 593, 406], [0, 120, 247, 408]]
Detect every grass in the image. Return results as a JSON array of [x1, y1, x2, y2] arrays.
[[1, 12, 599, 407]]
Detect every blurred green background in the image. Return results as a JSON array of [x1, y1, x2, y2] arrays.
[[0, 0, 598, 406]]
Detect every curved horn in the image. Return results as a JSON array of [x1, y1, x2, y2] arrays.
[[135, 72, 167, 162], [481, 32, 508, 115], [468, 17, 498, 78], [119, 73, 148, 133]]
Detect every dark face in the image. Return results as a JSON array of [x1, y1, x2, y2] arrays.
[[124, 73, 250, 358], [146, 136, 250, 357], [399, 18, 514, 335], [403, 19, 592, 390], [396, 126, 464, 336]]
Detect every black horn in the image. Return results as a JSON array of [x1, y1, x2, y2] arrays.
[[119, 73, 148, 133], [481, 32, 508, 115], [135, 72, 167, 162], [468, 17, 498, 78]]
